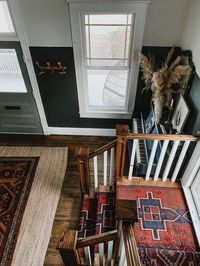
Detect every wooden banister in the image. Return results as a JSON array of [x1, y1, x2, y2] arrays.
[[57, 230, 81, 266], [76, 230, 118, 248], [116, 124, 130, 135], [75, 146, 90, 195], [116, 124, 129, 178], [88, 139, 117, 159], [127, 133, 199, 141]]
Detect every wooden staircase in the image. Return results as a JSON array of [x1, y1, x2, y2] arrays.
[[57, 125, 200, 266]]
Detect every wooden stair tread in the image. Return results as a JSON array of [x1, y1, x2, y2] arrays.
[[99, 185, 115, 193]]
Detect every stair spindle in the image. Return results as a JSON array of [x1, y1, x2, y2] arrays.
[[99, 243, 104, 266], [128, 139, 138, 179], [154, 140, 169, 181], [94, 156, 98, 190], [109, 147, 115, 186], [171, 140, 190, 182], [84, 246, 92, 265], [104, 151, 108, 186], [145, 140, 158, 180], [162, 140, 180, 181]]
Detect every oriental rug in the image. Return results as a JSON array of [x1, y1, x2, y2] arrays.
[[0, 146, 68, 266], [78, 192, 116, 239], [116, 184, 200, 265], [0, 157, 39, 266]]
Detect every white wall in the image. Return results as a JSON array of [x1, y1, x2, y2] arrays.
[[181, 0, 200, 77], [18, 0, 189, 48], [18, 0, 72, 46], [143, 0, 189, 46]]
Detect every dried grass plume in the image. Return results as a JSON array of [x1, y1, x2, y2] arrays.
[[138, 47, 191, 123]]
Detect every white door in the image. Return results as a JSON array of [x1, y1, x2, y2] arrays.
[[0, 1, 43, 133], [191, 169, 200, 217]]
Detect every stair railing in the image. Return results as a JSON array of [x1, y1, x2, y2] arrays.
[[60, 124, 199, 266], [116, 124, 199, 183], [57, 228, 118, 266], [57, 221, 140, 266], [76, 139, 117, 194]]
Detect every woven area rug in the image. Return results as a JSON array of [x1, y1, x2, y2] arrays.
[[78, 192, 116, 239], [117, 184, 200, 265], [0, 146, 68, 266], [0, 157, 39, 266]]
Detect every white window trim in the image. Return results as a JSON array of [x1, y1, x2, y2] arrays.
[[69, 1, 149, 119], [0, 0, 18, 41]]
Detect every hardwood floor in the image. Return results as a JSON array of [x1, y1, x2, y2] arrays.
[[0, 134, 114, 266], [44, 148, 81, 265]]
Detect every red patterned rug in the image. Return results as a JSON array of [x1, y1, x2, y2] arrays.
[[96, 192, 116, 235], [0, 157, 39, 266], [78, 192, 116, 239], [117, 185, 200, 265]]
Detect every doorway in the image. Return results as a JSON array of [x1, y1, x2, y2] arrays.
[[0, 42, 42, 134]]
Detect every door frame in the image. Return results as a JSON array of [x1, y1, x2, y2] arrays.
[[5, 0, 49, 134], [182, 141, 200, 245]]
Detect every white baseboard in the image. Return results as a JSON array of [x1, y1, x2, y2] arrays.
[[48, 127, 116, 136]]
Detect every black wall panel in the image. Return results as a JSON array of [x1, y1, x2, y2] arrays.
[[30, 47, 130, 128]]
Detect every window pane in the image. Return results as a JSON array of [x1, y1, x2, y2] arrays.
[[0, 1, 15, 33], [87, 59, 128, 67], [0, 49, 27, 93], [87, 69, 128, 106], [86, 25, 131, 59], [85, 14, 132, 25]]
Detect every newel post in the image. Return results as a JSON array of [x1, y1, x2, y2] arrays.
[[116, 124, 129, 178], [57, 230, 81, 266], [75, 146, 90, 195]]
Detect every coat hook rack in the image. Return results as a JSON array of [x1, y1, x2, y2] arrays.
[[35, 61, 67, 75]]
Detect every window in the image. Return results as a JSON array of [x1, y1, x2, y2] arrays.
[[69, 1, 149, 118], [0, 49, 27, 92], [84, 14, 132, 108], [0, 1, 15, 33], [0, 1, 26, 93]]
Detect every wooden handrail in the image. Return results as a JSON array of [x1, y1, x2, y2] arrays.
[[88, 139, 117, 159], [75, 146, 90, 195], [116, 125, 129, 178], [127, 133, 199, 141], [76, 230, 118, 248]]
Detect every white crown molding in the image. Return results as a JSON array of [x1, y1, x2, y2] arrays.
[[48, 127, 116, 136]]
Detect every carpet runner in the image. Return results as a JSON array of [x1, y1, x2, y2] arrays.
[[78, 192, 116, 239], [117, 184, 200, 265], [0, 157, 39, 266], [78, 197, 97, 238]]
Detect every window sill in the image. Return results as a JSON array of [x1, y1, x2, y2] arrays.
[[80, 111, 132, 119]]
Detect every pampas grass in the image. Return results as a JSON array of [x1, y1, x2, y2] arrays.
[[139, 47, 191, 123]]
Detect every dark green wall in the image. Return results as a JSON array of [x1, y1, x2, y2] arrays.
[[185, 74, 200, 134], [31, 46, 195, 131], [30, 47, 130, 128]]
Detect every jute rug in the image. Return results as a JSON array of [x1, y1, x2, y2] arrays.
[[0, 146, 68, 266]]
